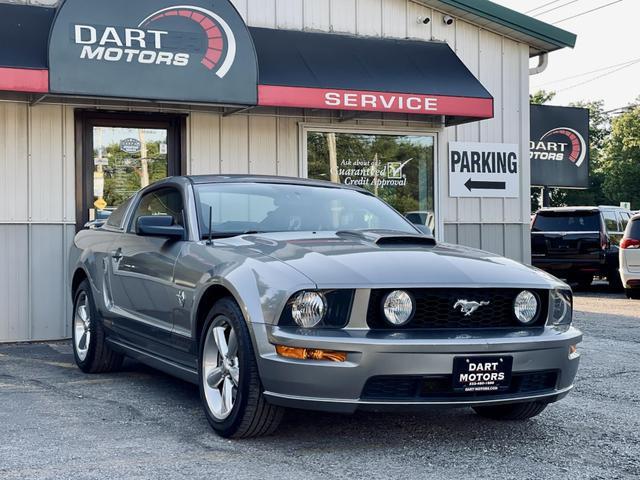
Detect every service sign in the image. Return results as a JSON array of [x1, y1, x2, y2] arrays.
[[449, 142, 520, 198], [530, 104, 589, 188], [49, 0, 258, 105]]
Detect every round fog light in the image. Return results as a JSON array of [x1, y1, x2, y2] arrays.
[[291, 291, 326, 328], [514, 290, 538, 324], [383, 290, 414, 326]]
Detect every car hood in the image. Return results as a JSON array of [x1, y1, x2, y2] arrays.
[[218, 231, 563, 289]]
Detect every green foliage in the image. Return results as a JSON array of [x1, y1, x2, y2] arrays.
[[599, 104, 640, 209], [529, 90, 556, 105]]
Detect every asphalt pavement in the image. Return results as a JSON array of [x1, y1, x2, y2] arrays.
[[1, 285, 638, 480]]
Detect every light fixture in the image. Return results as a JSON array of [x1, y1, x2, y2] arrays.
[[514, 290, 538, 325], [275, 345, 347, 362], [291, 291, 326, 328], [382, 290, 414, 326]]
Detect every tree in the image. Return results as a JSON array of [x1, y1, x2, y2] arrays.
[[530, 90, 556, 105], [600, 104, 640, 209]]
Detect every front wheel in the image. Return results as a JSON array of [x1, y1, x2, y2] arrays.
[[199, 297, 284, 438], [473, 401, 547, 420]]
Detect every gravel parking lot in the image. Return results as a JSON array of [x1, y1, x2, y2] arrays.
[[1, 286, 638, 480]]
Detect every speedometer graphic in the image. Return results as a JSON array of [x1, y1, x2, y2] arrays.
[[539, 127, 587, 167], [138, 5, 237, 78]]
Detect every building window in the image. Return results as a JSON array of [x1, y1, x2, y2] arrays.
[[306, 129, 436, 234]]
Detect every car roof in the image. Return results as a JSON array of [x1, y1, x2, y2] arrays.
[[185, 174, 368, 192], [537, 206, 629, 213]]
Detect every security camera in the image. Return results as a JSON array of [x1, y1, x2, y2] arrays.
[[443, 15, 454, 25], [417, 16, 431, 24]]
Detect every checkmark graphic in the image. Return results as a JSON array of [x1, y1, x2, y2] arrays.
[[387, 158, 413, 179]]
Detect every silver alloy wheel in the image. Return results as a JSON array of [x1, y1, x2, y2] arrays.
[[74, 292, 91, 362], [202, 316, 239, 420]]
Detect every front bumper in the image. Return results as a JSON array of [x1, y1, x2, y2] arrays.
[[253, 324, 582, 413]]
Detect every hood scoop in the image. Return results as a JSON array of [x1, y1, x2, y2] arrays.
[[336, 230, 436, 247]]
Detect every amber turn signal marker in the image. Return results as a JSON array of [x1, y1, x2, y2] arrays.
[[275, 345, 347, 362], [568, 344, 579, 359]]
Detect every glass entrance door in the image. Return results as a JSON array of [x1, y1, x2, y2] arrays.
[[92, 126, 169, 220], [78, 112, 183, 228]]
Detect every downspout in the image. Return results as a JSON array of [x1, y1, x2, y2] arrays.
[[529, 52, 551, 207], [529, 53, 549, 76]]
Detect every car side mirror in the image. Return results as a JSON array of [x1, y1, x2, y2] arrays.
[[136, 215, 184, 240], [414, 224, 433, 237]]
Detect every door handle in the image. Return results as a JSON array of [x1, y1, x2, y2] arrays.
[[111, 248, 123, 260]]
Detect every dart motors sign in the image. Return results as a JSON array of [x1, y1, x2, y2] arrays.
[[48, 0, 258, 104], [449, 142, 520, 198], [530, 104, 590, 188]]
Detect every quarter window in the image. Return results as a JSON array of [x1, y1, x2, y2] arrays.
[[130, 188, 185, 232], [105, 196, 133, 229], [602, 211, 620, 233]]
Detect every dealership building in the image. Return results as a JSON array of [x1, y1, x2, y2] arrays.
[[0, 0, 575, 342]]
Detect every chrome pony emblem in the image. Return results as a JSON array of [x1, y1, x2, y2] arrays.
[[454, 299, 489, 316]]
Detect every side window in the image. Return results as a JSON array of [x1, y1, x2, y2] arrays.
[[106, 196, 133, 229], [618, 212, 630, 231], [602, 211, 620, 233], [130, 188, 185, 232]]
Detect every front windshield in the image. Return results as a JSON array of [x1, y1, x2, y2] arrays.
[[194, 182, 418, 238]]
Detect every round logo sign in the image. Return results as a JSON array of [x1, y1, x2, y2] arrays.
[[120, 138, 142, 154]]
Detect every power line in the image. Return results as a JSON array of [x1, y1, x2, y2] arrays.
[[552, 0, 624, 24], [533, 57, 640, 87], [533, 0, 580, 17], [525, 0, 566, 14], [556, 59, 640, 92]]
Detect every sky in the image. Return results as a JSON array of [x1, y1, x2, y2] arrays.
[[493, 0, 639, 111]]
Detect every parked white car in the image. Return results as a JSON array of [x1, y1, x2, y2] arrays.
[[619, 213, 640, 299]]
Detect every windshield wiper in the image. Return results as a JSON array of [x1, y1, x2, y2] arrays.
[[202, 230, 264, 240]]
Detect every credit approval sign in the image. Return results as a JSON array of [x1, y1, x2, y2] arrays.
[[449, 142, 520, 198]]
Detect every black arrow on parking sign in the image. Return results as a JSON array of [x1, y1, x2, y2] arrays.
[[464, 178, 506, 191]]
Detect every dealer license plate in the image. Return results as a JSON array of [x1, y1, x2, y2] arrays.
[[452, 356, 513, 393]]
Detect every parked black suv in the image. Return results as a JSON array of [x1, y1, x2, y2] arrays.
[[531, 206, 633, 289]]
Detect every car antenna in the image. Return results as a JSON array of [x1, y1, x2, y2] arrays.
[[207, 205, 213, 246]]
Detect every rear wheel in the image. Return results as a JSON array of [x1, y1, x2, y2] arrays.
[[607, 272, 623, 291], [626, 288, 640, 300], [574, 274, 593, 290], [199, 297, 284, 438], [72, 279, 124, 373], [473, 401, 547, 420]]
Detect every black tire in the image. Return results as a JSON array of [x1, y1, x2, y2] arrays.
[[607, 272, 623, 291], [199, 297, 284, 438], [574, 274, 593, 290], [473, 401, 547, 420], [72, 279, 124, 373], [626, 288, 640, 300]]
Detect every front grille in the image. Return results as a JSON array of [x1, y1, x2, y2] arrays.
[[361, 371, 559, 401], [367, 288, 548, 330]]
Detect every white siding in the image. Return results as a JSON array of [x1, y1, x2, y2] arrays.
[[0, 103, 74, 342]]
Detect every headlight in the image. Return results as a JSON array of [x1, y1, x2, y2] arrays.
[[514, 290, 539, 324], [550, 289, 572, 325], [382, 290, 414, 326], [291, 291, 326, 328]]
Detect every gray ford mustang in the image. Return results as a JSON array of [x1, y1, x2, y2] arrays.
[[69, 175, 581, 438]]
